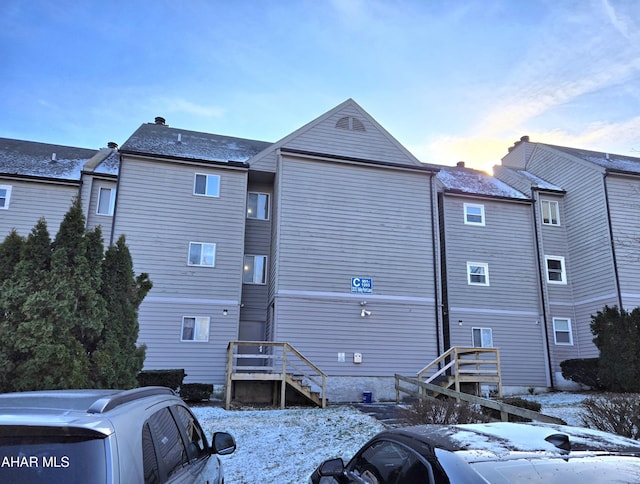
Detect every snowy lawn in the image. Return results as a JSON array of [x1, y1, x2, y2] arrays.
[[191, 392, 594, 483], [192, 405, 385, 483]]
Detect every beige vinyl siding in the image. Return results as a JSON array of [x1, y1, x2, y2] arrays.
[[447, 310, 548, 386], [526, 147, 614, 357], [137, 300, 238, 383], [84, 177, 117, 239], [0, 178, 78, 238], [607, 174, 640, 309], [112, 155, 247, 300], [441, 195, 548, 386], [276, 157, 433, 294], [274, 297, 436, 376], [241, 182, 272, 324], [271, 154, 437, 375], [492, 166, 533, 196], [443, 197, 541, 311], [283, 104, 420, 167]]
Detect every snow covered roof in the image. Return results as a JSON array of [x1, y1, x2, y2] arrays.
[[0, 138, 99, 181], [92, 150, 120, 176], [546, 144, 640, 175], [437, 165, 529, 200], [516, 170, 564, 192], [120, 122, 272, 164]]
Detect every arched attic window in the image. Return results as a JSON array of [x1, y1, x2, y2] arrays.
[[335, 116, 366, 132]]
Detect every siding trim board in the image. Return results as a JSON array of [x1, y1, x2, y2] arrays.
[[279, 147, 439, 174], [119, 152, 250, 171], [0, 173, 80, 186], [276, 290, 434, 304]]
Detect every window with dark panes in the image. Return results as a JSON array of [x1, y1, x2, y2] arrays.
[[146, 408, 187, 480], [172, 405, 207, 461], [142, 423, 160, 484]]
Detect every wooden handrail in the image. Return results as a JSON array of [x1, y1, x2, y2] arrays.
[[417, 346, 502, 398], [225, 341, 327, 409], [395, 374, 564, 424]]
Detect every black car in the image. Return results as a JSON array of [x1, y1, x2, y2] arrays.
[[310, 422, 640, 483]]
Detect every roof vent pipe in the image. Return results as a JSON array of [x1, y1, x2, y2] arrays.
[[107, 142, 118, 150], [51, 152, 57, 162], [154, 116, 166, 125]]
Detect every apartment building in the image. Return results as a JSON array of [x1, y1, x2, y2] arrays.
[[2, 102, 639, 400]]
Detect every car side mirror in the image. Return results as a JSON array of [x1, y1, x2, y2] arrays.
[[211, 431, 236, 455], [319, 458, 345, 477]]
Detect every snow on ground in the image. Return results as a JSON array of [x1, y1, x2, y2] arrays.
[[191, 392, 594, 483], [192, 405, 385, 483]]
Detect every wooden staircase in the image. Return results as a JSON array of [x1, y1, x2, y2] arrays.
[[417, 346, 503, 398], [225, 341, 327, 409]]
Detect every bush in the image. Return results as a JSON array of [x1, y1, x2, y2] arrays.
[[180, 383, 213, 402], [483, 397, 542, 422], [137, 369, 185, 390], [560, 358, 602, 389], [400, 397, 489, 425], [590, 306, 640, 392], [580, 393, 640, 439]]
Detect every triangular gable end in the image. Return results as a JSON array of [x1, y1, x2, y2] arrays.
[[248, 99, 424, 172]]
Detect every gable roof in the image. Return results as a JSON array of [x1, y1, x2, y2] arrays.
[[120, 121, 271, 165], [0, 138, 99, 182], [437, 164, 529, 200], [249, 99, 433, 172]]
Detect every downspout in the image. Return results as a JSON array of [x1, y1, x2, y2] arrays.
[[430, 173, 441, 356], [110, 152, 124, 246], [531, 190, 555, 389], [603, 172, 623, 309]]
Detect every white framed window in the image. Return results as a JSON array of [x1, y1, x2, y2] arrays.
[[247, 192, 270, 220], [96, 187, 116, 215], [472, 327, 493, 348], [181, 316, 210, 342], [553, 318, 573, 345], [0, 185, 12, 209], [541, 200, 560, 226], [464, 203, 485, 226], [194, 173, 220, 197], [188, 242, 216, 267], [545, 256, 566, 284], [467, 262, 489, 286], [243, 255, 267, 284]]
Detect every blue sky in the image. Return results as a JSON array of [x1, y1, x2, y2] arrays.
[[2, 0, 639, 172]]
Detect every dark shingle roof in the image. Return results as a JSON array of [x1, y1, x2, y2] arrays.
[[0, 138, 99, 181], [120, 123, 272, 164]]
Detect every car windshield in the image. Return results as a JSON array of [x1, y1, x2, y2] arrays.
[[471, 455, 640, 483], [0, 434, 107, 484]]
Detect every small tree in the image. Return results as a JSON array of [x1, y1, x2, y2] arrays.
[[92, 235, 152, 388], [590, 305, 640, 392], [0, 200, 151, 391]]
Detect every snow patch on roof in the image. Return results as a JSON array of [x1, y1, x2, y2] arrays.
[[0, 138, 97, 181], [121, 123, 271, 163], [437, 166, 528, 199], [550, 145, 640, 174], [92, 151, 120, 176], [517, 170, 564, 191]]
